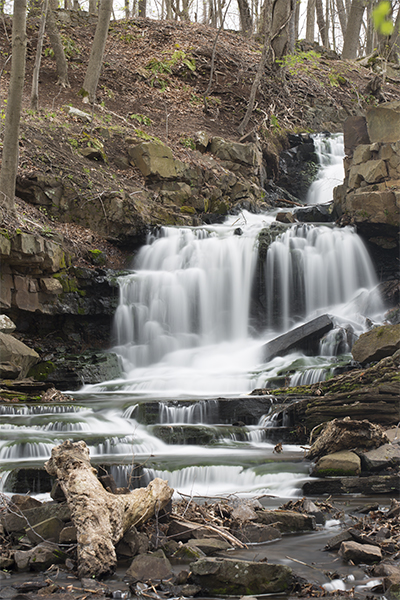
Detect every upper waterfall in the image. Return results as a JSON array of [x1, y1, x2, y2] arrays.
[[88, 134, 385, 397]]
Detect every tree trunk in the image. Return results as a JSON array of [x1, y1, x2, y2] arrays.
[[341, 0, 365, 58], [81, 0, 112, 103], [31, 0, 48, 110], [271, 0, 295, 59], [0, 0, 27, 214], [315, 0, 328, 45], [89, 0, 98, 14], [238, 0, 272, 135], [387, 6, 400, 61], [336, 0, 347, 37], [138, 0, 146, 16], [365, 1, 375, 56], [124, 0, 130, 18], [306, 0, 315, 42], [45, 441, 174, 579], [46, 1, 70, 87], [237, 0, 253, 36]]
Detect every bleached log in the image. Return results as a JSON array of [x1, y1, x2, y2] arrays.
[[45, 440, 173, 578]]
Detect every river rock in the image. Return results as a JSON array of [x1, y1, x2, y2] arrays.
[[2, 502, 71, 533], [263, 314, 334, 361], [0, 332, 40, 379], [325, 529, 354, 551], [126, 549, 173, 582], [14, 543, 66, 572], [128, 141, 183, 180], [187, 538, 232, 555], [311, 451, 361, 477], [209, 137, 262, 167], [190, 557, 292, 595], [306, 418, 389, 460], [338, 541, 382, 564], [303, 474, 400, 495], [352, 324, 400, 364], [25, 516, 64, 544], [256, 509, 316, 532], [293, 203, 334, 222], [231, 522, 281, 544], [361, 443, 400, 471], [10, 495, 42, 511], [116, 526, 149, 557]]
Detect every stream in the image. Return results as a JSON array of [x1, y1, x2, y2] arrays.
[[0, 134, 391, 596]]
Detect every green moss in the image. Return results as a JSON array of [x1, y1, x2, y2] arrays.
[[180, 205, 196, 214], [27, 361, 56, 381]]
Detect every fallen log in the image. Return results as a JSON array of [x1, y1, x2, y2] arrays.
[[44, 440, 173, 579]]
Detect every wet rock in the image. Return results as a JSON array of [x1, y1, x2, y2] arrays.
[[352, 324, 400, 365], [256, 509, 316, 532], [299, 498, 325, 525], [231, 522, 281, 544], [187, 538, 232, 555], [263, 314, 334, 362], [10, 496, 42, 512], [303, 474, 400, 495], [126, 549, 173, 582], [25, 516, 64, 544], [325, 529, 354, 551], [14, 543, 66, 572], [311, 451, 361, 477], [2, 502, 71, 534], [338, 540, 382, 564], [307, 418, 389, 461], [173, 544, 206, 561], [361, 443, 400, 471], [116, 527, 149, 557], [190, 557, 292, 595], [167, 518, 217, 542], [293, 203, 334, 222], [59, 525, 77, 544]]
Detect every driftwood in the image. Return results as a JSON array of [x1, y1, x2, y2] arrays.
[[44, 440, 174, 578]]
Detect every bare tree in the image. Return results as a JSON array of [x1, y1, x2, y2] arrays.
[[271, 0, 296, 58], [0, 0, 27, 213], [237, 0, 253, 36], [89, 0, 99, 14], [238, 0, 272, 135], [306, 0, 316, 41], [341, 0, 365, 58], [31, 0, 49, 110], [80, 0, 112, 103], [316, 0, 329, 45], [46, 0, 70, 87], [336, 0, 347, 36]]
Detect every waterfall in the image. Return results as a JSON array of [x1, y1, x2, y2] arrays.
[[307, 133, 345, 204], [85, 134, 383, 397]]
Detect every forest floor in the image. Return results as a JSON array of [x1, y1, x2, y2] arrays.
[[1, 12, 400, 268]]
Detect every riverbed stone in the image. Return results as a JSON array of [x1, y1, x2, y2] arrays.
[[361, 443, 400, 471], [187, 537, 232, 555], [190, 557, 292, 595], [231, 522, 281, 544], [256, 509, 316, 532], [352, 324, 400, 364], [128, 141, 181, 179], [312, 451, 361, 477], [126, 550, 172, 582], [303, 474, 400, 495], [2, 502, 71, 533], [339, 541, 382, 564], [25, 516, 64, 544]]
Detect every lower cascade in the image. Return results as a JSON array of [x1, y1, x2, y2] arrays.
[[0, 133, 387, 500]]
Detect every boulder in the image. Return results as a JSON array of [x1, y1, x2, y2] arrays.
[[128, 141, 183, 180], [311, 451, 361, 477], [362, 443, 400, 472], [25, 516, 64, 544], [231, 522, 281, 544], [0, 315, 16, 334], [366, 101, 400, 143], [293, 203, 334, 222], [187, 538, 232, 555], [256, 509, 316, 532], [14, 543, 66, 572], [2, 501, 71, 534], [338, 541, 382, 564], [190, 557, 292, 596], [126, 550, 173, 582], [209, 137, 262, 167], [0, 332, 40, 378], [263, 314, 334, 361], [348, 159, 387, 188], [352, 324, 400, 364], [307, 418, 389, 460]]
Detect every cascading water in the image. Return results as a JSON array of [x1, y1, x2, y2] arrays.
[[307, 133, 345, 205], [0, 133, 387, 501]]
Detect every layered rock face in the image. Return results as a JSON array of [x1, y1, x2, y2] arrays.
[[333, 103, 400, 271]]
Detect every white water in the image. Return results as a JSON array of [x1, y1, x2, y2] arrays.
[[307, 133, 345, 204], [0, 134, 387, 500]]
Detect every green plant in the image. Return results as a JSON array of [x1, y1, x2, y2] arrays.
[[61, 34, 81, 60], [373, 1, 394, 35], [276, 50, 321, 76], [130, 113, 152, 126], [180, 137, 196, 150], [270, 114, 281, 133], [68, 138, 79, 150]]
